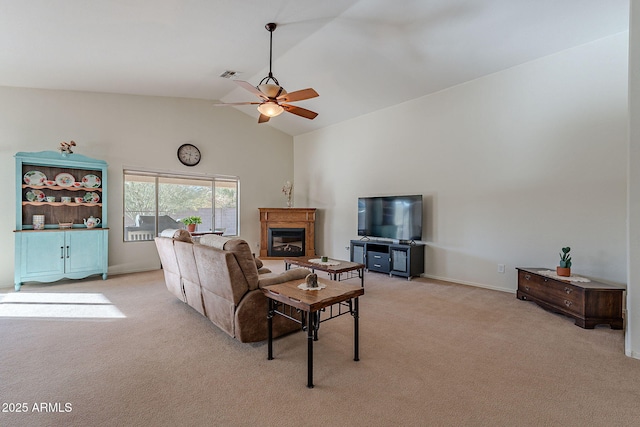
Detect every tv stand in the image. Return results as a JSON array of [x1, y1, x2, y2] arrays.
[[350, 240, 425, 280]]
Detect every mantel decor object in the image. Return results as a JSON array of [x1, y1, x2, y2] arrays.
[[282, 180, 293, 207], [58, 140, 76, 155]]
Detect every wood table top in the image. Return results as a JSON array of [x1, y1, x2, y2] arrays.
[[517, 267, 626, 290], [284, 256, 364, 273], [261, 279, 364, 312]]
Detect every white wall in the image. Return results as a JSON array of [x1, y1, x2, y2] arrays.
[[294, 33, 629, 293], [627, 0, 640, 358], [0, 87, 294, 288]]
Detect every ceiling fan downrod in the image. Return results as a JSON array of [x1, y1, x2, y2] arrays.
[[259, 22, 280, 88]]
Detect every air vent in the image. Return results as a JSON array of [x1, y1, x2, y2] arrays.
[[219, 70, 240, 79]]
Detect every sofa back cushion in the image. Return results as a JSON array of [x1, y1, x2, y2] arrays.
[[174, 240, 204, 315], [193, 244, 249, 306], [199, 236, 260, 290], [160, 228, 193, 243], [154, 237, 184, 302]]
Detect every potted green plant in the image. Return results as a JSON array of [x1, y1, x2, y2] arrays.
[[557, 246, 572, 277], [181, 216, 202, 233]]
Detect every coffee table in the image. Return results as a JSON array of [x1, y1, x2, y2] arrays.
[[262, 279, 364, 388], [284, 256, 365, 287]]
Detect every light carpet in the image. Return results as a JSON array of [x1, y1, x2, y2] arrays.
[[1, 261, 639, 427]]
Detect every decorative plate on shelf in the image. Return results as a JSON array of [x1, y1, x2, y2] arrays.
[[25, 189, 45, 202], [81, 174, 101, 188], [83, 192, 100, 203], [55, 172, 75, 187], [23, 170, 47, 186]]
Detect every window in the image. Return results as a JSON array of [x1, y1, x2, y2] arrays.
[[123, 170, 239, 242]]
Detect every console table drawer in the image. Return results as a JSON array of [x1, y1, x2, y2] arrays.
[[518, 271, 584, 312], [367, 251, 389, 272]]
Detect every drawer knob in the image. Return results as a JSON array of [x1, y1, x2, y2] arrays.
[[564, 300, 573, 307], [525, 286, 530, 291], [524, 274, 531, 280], [564, 287, 572, 294]]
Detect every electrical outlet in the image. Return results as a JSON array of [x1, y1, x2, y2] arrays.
[[498, 264, 505, 273]]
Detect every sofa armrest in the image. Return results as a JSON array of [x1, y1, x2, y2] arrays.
[[258, 268, 311, 288]]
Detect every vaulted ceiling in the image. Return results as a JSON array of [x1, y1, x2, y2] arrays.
[[0, 0, 629, 136]]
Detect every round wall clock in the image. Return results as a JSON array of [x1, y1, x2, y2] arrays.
[[177, 143, 201, 166]]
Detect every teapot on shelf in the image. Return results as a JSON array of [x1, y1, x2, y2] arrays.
[[83, 216, 101, 229]]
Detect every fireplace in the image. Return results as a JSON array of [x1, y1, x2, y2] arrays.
[[259, 208, 316, 258], [268, 228, 305, 257]]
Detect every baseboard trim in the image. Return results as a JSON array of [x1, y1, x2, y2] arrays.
[[420, 273, 516, 294]]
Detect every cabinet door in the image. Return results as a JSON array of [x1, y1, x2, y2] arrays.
[[21, 232, 65, 278], [390, 248, 408, 274], [351, 243, 365, 264], [66, 231, 104, 274]]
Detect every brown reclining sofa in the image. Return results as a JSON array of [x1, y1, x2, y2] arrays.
[[154, 230, 309, 343]]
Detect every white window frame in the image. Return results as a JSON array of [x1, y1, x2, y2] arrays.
[[123, 169, 239, 242]]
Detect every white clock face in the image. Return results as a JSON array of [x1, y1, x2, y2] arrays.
[[178, 144, 201, 166]]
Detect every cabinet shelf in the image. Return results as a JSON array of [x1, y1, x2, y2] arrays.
[[22, 201, 102, 207], [22, 184, 102, 191]]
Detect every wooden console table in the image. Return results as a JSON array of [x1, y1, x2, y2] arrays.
[[516, 268, 625, 329]]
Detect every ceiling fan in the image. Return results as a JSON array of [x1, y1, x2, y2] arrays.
[[215, 23, 319, 123]]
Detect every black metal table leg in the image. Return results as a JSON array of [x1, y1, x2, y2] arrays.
[[267, 298, 274, 360], [313, 311, 320, 341], [307, 310, 314, 388], [353, 297, 360, 361]]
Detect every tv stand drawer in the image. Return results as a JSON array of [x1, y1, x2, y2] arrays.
[[367, 251, 389, 272]]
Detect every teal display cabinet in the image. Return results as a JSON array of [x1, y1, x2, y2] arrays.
[[14, 151, 108, 291]]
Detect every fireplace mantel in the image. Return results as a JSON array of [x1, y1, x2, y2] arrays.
[[259, 208, 316, 258]]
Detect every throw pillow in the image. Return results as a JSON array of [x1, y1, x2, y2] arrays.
[[253, 254, 264, 269]]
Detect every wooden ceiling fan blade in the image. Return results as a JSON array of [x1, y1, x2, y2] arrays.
[[277, 88, 319, 103], [258, 114, 271, 123], [212, 101, 261, 106], [234, 80, 268, 100], [282, 104, 318, 120]]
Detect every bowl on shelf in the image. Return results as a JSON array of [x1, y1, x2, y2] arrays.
[[58, 222, 73, 229]]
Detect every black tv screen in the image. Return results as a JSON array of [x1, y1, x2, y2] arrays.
[[358, 195, 423, 241]]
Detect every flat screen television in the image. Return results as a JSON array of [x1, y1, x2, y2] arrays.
[[357, 195, 423, 241]]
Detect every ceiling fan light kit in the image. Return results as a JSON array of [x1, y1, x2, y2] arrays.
[[215, 22, 319, 123], [257, 101, 284, 117]]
